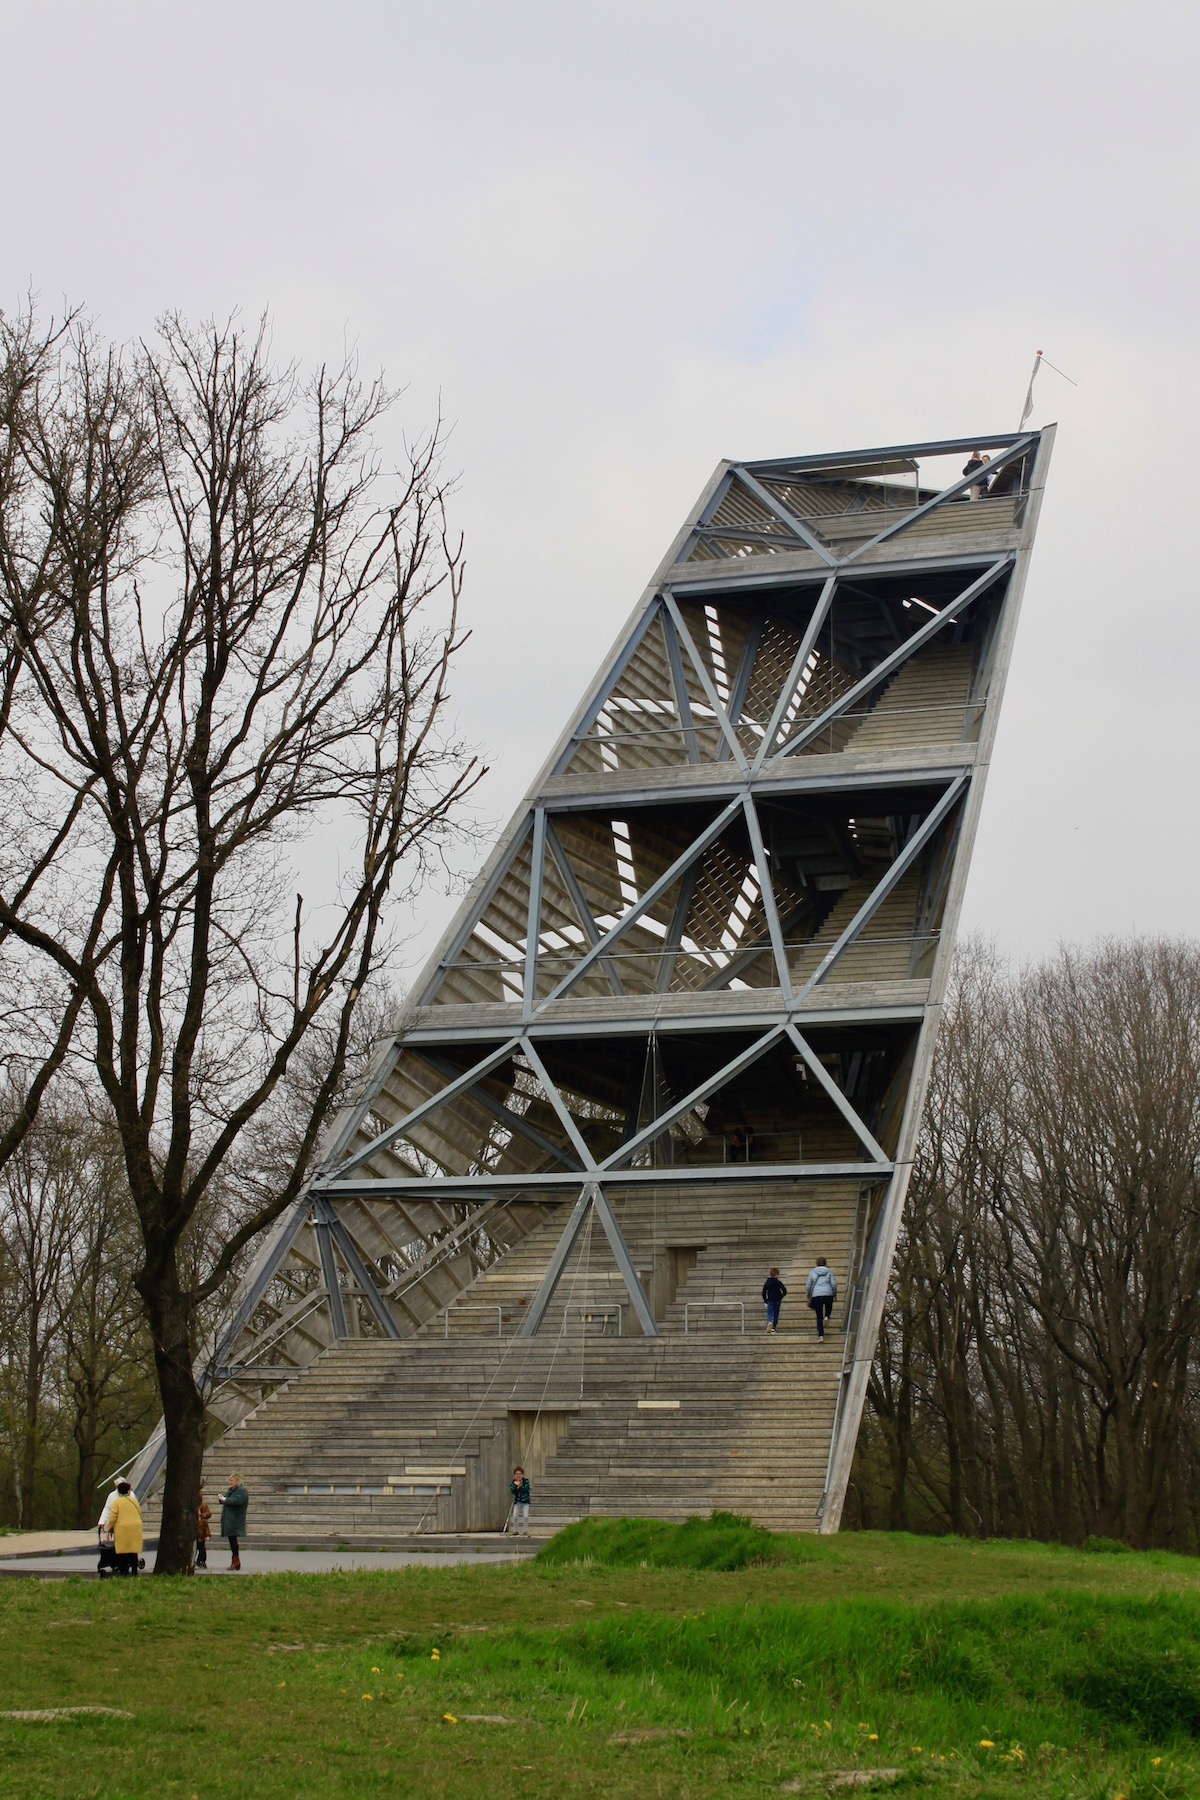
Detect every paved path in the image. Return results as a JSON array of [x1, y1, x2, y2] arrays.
[[0, 1543, 527, 1578], [0, 1530, 96, 1558]]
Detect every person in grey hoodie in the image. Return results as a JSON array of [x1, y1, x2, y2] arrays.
[[805, 1258, 837, 1339]]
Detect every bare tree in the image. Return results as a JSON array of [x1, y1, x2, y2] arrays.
[[854, 936, 1200, 1552], [0, 308, 483, 1570]]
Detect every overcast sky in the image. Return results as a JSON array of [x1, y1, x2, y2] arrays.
[[4, 1, 1197, 978]]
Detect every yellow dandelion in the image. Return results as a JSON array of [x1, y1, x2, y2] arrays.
[[361, 1693, 373, 1701], [868, 1733, 879, 1742], [1152, 1758, 1163, 1768], [979, 1739, 994, 1749], [431, 1649, 441, 1661], [910, 1746, 921, 1755], [277, 1681, 286, 1688], [371, 1666, 381, 1674], [443, 1712, 458, 1725]]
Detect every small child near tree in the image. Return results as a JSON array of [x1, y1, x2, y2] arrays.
[[510, 1466, 531, 1536]]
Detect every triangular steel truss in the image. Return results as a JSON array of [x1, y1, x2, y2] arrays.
[[131, 428, 1054, 1523]]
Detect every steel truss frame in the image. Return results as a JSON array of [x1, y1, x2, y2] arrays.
[[131, 428, 1053, 1524]]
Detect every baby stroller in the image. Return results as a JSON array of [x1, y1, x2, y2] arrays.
[[97, 1527, 118, 1580]]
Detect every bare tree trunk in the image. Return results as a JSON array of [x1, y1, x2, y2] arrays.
[[141, 1264, 206, 1572]]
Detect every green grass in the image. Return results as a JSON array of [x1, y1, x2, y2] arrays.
[[1, 1528, 1199, 1796], [538, 1510, 821, 1569]]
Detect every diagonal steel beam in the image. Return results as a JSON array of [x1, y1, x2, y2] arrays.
[[537, 797, 744, 1009], [771, 558, 1011, 764], [784, 1023, 890, 1166], [326, 1216, 403, 1339], [523, 807, 547, 1021], [741, 794, 793, 1000], [730, 466, 839, 568], [544, 819, 626, 998], [718, 614, 764, 762], [211, 1196, 314, 1370], [518, 1037, 599, 1170], [752, 573, 838, 771], [662, 593, 750, 771], [417, 815, 534, 1005], [552, 601, 661, 776], [700, 893, 812, 992], [791, 776, 968, 1003], [519, 1187, 591, 1336], [661, 608, 701, 764], [326, 1037, 524, 1180], [592, 1185, 658, 1337], [313, 1203, 348, 1340], [655, 863, 699, 993], [838, 433, 1037, 566], [421, 1051, 583, 1172], [602, 1025, 787, 1171]]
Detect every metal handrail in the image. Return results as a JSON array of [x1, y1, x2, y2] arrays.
[[444, 1304, 504, 1338], [449, 932, 941, 976], [587, 700, 981, 746], [683, 1301, 745, 1335], [578, 1304, 623, 1336]]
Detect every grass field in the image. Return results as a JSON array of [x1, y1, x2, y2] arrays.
[[1, 1526, 1198, 1797]]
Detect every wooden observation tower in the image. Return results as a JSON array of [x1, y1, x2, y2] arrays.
[[133, 429, 1053, 1536]]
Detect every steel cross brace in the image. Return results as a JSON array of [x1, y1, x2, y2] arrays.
[[741, 792, 794, 1001], [784, 1023, 890, 1166], [326, 1037, 524, 1182], [420, 1050, 583, 1171], [519, 1181, 657, 1338], [752, 572, 838, 771], [718, 614, 765, 762], [769, 557, 1012, 766], [552, 600, 662, 777], [537, 796, 744, 1008], [661, 607, 701, 764], [837, 433, 1037, 566], [662, 592, 750, 771], [789, 775, 968, 1003], [729, 465, 839, 568], [544, 817, 627, 998], [325, 1214, 402, 1339], [312, 1199, 349, 1340]]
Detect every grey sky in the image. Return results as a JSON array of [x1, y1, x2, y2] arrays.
[[5, 1, 1197, 974]]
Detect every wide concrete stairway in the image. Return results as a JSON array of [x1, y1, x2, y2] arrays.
[[203, 1176, 862, 1541]]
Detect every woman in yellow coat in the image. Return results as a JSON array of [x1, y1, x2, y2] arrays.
[[109, 1481, 143, 1576]]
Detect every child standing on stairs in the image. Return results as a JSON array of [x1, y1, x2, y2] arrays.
[[762, 1268, 787, 1332], [510, 1467, 531, 1535]]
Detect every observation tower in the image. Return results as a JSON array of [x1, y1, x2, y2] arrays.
[[133, 428, 1052, 1537]]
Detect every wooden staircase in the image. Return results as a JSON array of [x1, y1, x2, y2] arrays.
[[199, 1179, 863, 1540]]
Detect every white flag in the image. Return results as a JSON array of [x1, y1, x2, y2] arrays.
[[1019, 351, 1043, 430]]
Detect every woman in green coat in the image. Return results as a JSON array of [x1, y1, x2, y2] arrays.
[[218, 1475, 249, 1570]]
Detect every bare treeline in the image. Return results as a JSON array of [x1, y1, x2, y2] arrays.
[[851, 937, 1200, 1551], [0, 1097, 155, 1528]]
